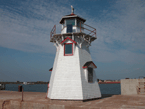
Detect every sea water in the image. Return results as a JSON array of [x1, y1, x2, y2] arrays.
[[5, 84, 121, 95]]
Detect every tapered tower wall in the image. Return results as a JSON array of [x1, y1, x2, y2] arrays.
[[78, 42, 101, 99], [48, 40, 83, 100], [48, 48, 59, 98]]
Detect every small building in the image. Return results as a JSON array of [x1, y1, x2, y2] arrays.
[[23, 82, 27, 85], [47, 6, 101, 100], [99, 80, 103, 82], [104, 80, 112, 82]]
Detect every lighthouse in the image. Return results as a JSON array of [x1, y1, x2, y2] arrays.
[[47, 6, 101, 100]]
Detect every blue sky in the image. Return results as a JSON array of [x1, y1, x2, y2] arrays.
[[0, 0, 145, 82]]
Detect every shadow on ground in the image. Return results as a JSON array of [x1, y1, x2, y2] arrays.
[[83, 94, 119, 102], [101, 94, 116, 98]]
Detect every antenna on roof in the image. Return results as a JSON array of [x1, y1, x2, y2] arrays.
[[71, 5, 74, 14]]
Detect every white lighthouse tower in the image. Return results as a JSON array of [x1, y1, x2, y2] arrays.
[[48, 6, 101, 100]]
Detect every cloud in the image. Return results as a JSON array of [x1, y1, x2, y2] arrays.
[[88, 0, 145, 63], [0, 0, 70, 53], [0, 0, 145, 64], [91, 48, 145, 63]]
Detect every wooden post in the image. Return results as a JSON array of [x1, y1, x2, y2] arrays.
[[46, 84, 49, 98], [22, 87, 23, 102]]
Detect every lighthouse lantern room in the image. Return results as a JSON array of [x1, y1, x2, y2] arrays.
[[48, 6, 101, 100]]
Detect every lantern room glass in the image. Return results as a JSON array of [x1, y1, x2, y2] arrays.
[[66, 19, 75, 26]]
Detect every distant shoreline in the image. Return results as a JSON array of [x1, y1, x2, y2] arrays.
[[0, 82, 120, 84], [0, 82, 49, 84]]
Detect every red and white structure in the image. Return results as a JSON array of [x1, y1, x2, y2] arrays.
[[47, 6, 101, 100]]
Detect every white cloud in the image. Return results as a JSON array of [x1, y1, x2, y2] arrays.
[[0, 0, 70, 53], [88, 0, 145, 63], [0, 0, 145, 64]]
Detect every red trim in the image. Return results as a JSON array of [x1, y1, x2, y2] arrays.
[[61, 37, 76, 45], [49, 68, 53, 71], [64, 43, 73, 56], [49, 70, 52, 71], [71, 13, 75, 15], [88, 62, 97, 68], [82, 66, 87, 68], [82, 62, 97, 69]]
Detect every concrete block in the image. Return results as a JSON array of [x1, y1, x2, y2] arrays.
[[121, 79, 140, 95]]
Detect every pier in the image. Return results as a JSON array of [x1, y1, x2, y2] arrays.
[[0, 90, 145, 109], [1, 79, 145, 108]]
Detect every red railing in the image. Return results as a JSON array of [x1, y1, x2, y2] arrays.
[[51, 23, 96, 39], [80, 23, 96, 38], [50, 25, 56, 40]]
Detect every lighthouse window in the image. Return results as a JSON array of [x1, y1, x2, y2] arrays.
[[66, 19, 75, 26], [64, 43, 73, 56], [88, 67, 93, 83]]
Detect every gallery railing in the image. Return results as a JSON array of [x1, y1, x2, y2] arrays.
[[50, 23, 96, 41]]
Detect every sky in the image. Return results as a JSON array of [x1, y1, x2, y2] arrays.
[[0, 0, 145, 82]]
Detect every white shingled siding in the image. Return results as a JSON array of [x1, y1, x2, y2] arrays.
[[48, 46, 60, 97], [48, 37, 101, 100], [83, 68, 88, 81], [48, 40, 83, 100], [79, 41, 101, 99]]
